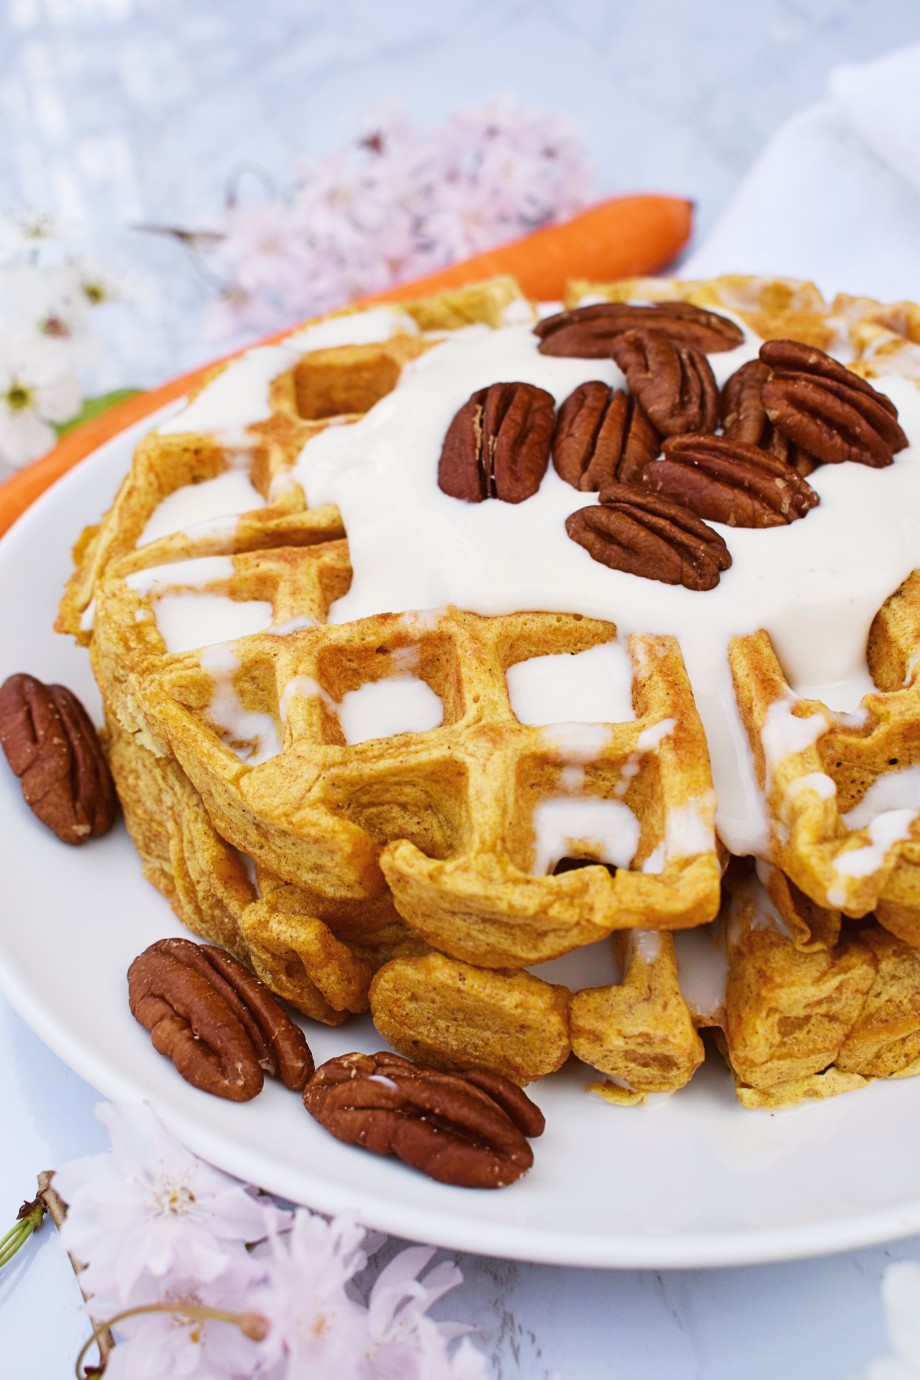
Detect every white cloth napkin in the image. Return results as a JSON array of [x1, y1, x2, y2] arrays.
[[683, 44, 920, 301]]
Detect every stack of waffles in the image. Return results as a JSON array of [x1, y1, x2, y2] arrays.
[[58, 274, 920, 1108]]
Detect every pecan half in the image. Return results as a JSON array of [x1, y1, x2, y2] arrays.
[[760, 339, 908, 468], [641, 434, 820, 528], [720, 359, 816, 476], [302, 1050, 542, 1188], [535, 301, 744, 357], [128, 937, 313, 1101], [0, 673, 117, 844], [609, 330, 719, 437], [552, 382, 660, 490], [438, 381, 555, 503], [567, 483, 731, 590]]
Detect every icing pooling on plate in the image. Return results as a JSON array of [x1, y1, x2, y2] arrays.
[[293, 317, 920, 855], [673, 927, 729, 1020]]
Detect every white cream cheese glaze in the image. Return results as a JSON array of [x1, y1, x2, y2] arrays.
[[126, 555, 236, 594], [126, 558, 275, 654], [506, 642, 634, 725], [289, 315, 920, 855], [626, 929, 663, 964], [843, 762, 920, 828], [150, 593, 275, 655], [532, 796, 641, 875], [199, 645, 281, 764], [276, 672, 444, 746], [337, 675, 444, 746], [143, 304, 920, 866], [673, 926, 729, 1020], [156, 310, 421, 451], [140, 469, 267, 546], [285, 305, 419, 354], [159, 345, 300, 443]]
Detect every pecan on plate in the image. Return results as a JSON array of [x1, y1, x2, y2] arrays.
[[720, 359, 816, 476], [0, 673, 117, 844], [609, 330, 720, 438], [641, 434, 820, 528], [438, 381, 555, 503], [567, 483, 731, 591], [534, 301, 744, 357], [552, 382, 660, 490], [302, 1050, 543, 1188], [128, 937, 314, 1101], [760, 339, 908, 468]]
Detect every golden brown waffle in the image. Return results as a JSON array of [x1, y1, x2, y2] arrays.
[[59, 273, 920, 1104], [729, 616, 920, 945], [572, 929, 705, 1101], [714, 861, 920, 1107]]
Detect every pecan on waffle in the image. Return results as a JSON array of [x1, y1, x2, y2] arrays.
[[57, 273, 920, 1106]]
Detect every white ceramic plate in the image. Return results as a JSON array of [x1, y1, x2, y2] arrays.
[[4, 412, 920, 1269]]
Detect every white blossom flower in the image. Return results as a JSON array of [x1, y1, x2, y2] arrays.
[[0, 262, 97, 364], [0, 209, 59, 265], [55, 1102, 281, 1313], [0, 335, 81, 468], [68, 252, 128, 310], [248, 1221, 488, 1380]]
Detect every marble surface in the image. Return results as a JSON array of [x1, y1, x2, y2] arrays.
[[5, 2, 920, 1376]]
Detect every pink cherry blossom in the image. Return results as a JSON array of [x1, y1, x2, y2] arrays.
[[203, 98, 591, 337], [55, 1102, 282, 1313], [246, 1210, 371, 1377], [53, 1103, 490, 1379], [102, 1260, 266, 1380], [361, 1245, 488, 1380]]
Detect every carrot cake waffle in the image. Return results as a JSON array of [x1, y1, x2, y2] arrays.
[[57, 274, 920, 1104]]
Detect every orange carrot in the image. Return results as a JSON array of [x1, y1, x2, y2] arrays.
[[369, 194, 693, 305], [0, 193, 692, 538]]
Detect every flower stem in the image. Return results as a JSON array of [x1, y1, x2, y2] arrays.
[[0, 1196, 46, 1268], [75, 1302, 269, 1378]]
